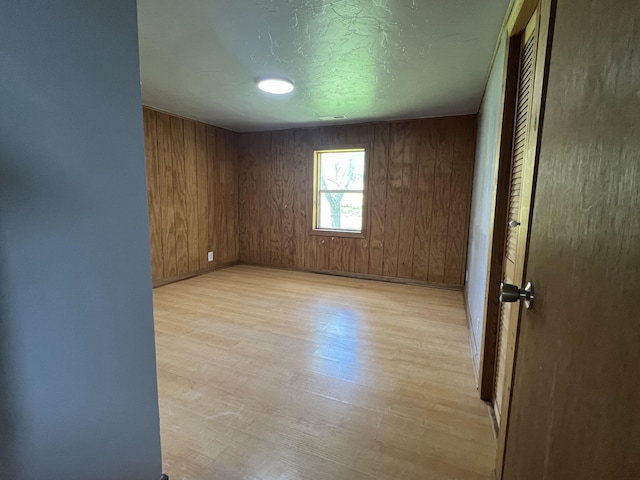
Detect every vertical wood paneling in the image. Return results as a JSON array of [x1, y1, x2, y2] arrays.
[[346, 124, 374, 275], [270, 133, 285, 266], [205, 125, 218, 268], [329, 236, 355, 272], [157, 112, 177, 279], [145, 111, 472, 286], [195, 122, 210, 271], [304, 237, 319, 270], [397, 122, 420, 279], [215, 128, 233, 265], [411, 120, 438, 281], [143, 108, 164, 282], [170, 116, 188, 276], [428, 119, 455, 283], [354, 239, 370, 275], [212, 128, 225, 265], [316, 236, 330, 270], [258, 132, 273, 265], [300, 131, 320, 270], [238, 133, 259, 264], [383, 124, 404, 277], [236, 116, 476, 287], [226, 130, 239, 263], [368, 123, 390, 276], [302, 127, 318, 269], [444, 117, 476, 284], [143, 108, 239, 284], [183, 120, 199, 273], [279, 132, 296, 266], [237, 138, 250, 262], [293, 130, 310, 267]]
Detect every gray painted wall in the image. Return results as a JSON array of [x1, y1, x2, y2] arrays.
[[0, 1, 162, 478], [465, 35, 507, 372]]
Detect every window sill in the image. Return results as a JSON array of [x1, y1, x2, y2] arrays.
[[309, 229, 366, 239]]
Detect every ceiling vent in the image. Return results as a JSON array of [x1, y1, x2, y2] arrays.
[[319, 115, 347, 121]]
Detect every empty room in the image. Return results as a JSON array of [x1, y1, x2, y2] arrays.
[[139, 0, 501, 477], [2, 1, 638, 480]]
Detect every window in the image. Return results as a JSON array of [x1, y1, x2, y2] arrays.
[[312, 147, 367, 237]]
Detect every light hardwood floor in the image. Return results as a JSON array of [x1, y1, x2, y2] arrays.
[[153, 265, 495, 479]]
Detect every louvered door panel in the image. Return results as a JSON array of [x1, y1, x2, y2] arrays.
[[494, 17, 538, 426], [505, 34, 535, 263]]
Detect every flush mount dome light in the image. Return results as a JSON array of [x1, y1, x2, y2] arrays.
[[257, 78, 294, 94]]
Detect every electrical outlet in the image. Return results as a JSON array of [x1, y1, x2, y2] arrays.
[[207, 251, 214, 262]]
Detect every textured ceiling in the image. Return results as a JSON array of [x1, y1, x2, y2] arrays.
[[137, 0, 510, 132]]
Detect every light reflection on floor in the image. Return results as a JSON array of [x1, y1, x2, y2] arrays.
[[312, 303, 362, 382]]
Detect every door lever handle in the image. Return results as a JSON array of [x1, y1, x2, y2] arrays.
[[500, 282, 535, 309]]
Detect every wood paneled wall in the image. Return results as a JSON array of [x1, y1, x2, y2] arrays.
[[237, 116, 476, 286], [143, 108, 238, 284]]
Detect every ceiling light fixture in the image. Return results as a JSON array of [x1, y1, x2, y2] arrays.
[[257, 78, 294, 94]]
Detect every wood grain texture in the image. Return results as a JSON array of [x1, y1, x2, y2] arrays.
[[206, 126, 218, 267], [502, 0, 640, 478], [146, 114, 474, 286], [170, 116, 188, 277], [270, 132, 285, 266], [183, 120, 199, 273], [154, 265, 495, 479], [382, 123, 404, 278], [257, 132, 273, 266], [397, 122, 420, 279], [226, 129, 239, 263], [316, 235, 331, 271], [238, 117, 477, 287], [444, 118, 476, 285], [143, 108, 164, 282], [428, 120, 455, 283], [195, 122, 210, 271], [238, 130, 260, 265], [143, 108, 239, 285], [279, 132, 296, 267], [493, 0, 553, 475], [411, 120, 438, 281], [347, 124, 375, 275], [218, 129, 239, 265], [157, 111, 178, 279], [293, 130, 310, 268], [368, 124, 390, 276]]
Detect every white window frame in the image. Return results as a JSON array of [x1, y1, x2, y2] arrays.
[[310, 145, 369, 239]]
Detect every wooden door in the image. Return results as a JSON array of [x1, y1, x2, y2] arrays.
[[499, 0, 640, 478], [493, 10, 539, 427]]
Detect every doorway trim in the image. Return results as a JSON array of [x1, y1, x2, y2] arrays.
[[478, 0, 549, 401], [475, 0, 557, 477], [477, 27, 522, 403]]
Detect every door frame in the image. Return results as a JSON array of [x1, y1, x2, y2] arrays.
[[476, 22, 522, 403], [476, 0, 557, 477]]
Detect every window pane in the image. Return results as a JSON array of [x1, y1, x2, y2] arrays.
[[318, 192, 363, 231], [319, 151, 365, 191]]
